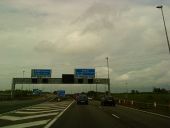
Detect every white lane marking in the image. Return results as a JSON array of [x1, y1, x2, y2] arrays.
[[112, 114, 120, 119], [15, 109, 63, 114], [39, 102, 71, 106], [28, 103, 70, 109], [22, 106, 66, 111], [0, 119, 50, 128], [32, 105, 59, 107], [44, 100, 75, 128], [30, 106, 66, 109], [33, 104, 66, 106], [0, 98, 56, 116], [24, 107, 65, 111], [119, 105, 170, 119], [0, 112, 59, 121], [22, 108, 49, 111]]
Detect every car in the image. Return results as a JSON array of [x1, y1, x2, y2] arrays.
[[101, 95, 115, 106], [76, 94, 88, 105]]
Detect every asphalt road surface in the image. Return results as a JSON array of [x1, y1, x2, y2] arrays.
[[0, 100, 169, 128], [51, 101, 170, 128]]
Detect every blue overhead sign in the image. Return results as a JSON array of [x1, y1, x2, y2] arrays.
[[31, 69, 52, 78], [75, 69, 95, 78]]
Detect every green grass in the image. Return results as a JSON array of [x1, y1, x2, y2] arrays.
[[0, 97, 48, 114], [112, 93, 170, 105]]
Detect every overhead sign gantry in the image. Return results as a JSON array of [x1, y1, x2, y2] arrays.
[[11, 68, 109, 99]]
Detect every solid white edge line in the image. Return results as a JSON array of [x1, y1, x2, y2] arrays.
[[119, 105, 170, 119], [44, 100, 75, 128], [112, 114, 120, 119]]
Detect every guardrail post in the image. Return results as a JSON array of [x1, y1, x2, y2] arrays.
[[154, 102, 157, 108], [119, 99, 121, 104], [131, 100, 134, 105]]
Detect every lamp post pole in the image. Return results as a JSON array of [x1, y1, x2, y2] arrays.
[[106, 57, 110, 94], [21, 70, 25, 90], [95, 72, 98, 93], [156, 5, 170, 54]]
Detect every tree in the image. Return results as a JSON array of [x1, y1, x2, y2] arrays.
[[153, 88, 168, 93], [131, 90, 139, 94]]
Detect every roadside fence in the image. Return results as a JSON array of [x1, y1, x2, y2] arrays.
[[116, 99, 170, 116]]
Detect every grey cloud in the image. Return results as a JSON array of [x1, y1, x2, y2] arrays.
[[34, 40, 56, 53], [114, 60, 170, 85], [0, 0, 170, 92], [72, 2, 131, 34]]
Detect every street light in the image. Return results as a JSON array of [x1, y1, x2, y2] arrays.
[[95, 72, 98, 93], [125, 81, 128, 99], [106, 57, 110, 94], [156, 5, 170, 54], [21, 70, 25, 90]]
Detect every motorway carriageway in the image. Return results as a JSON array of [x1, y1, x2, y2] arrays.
[[0, 100, 170, 128], [51, 100, 170, 128]]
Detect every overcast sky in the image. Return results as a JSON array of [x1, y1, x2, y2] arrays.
[[0, 0, 170, 93]]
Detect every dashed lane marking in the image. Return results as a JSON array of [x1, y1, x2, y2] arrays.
[[0, 119, 50, 128]]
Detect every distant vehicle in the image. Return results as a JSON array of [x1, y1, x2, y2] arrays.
[[32, 89, 42, 95], [101, 95, 115, 106], [57, 90, 65, 97], [77, 94, 88, 105], [55, 90, 65, 101]]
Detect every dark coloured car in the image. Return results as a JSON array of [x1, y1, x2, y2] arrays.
[[77, 94, 88, 105], [101, 95, 115, 106]]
